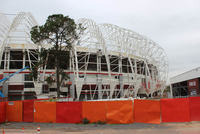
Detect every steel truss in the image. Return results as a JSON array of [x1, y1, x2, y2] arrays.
[[0, 13, 168, 100]]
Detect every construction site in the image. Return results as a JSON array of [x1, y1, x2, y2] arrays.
[[0, 11, 200, 134], [0, 12, 168, 101]]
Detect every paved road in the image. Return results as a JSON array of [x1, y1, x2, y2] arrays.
[[0, 122, 200, 134]]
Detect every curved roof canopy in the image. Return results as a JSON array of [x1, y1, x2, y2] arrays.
[[0, 12, 168, 85]]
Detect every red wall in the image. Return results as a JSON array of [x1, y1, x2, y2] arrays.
[[187, 78, 199, 95], [23, 100, 34, 122], [161, 98, 190, 122]]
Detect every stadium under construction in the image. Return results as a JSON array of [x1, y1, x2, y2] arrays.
[[0, 12, 168, 101]]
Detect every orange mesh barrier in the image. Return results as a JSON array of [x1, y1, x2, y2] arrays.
[[6, 101, 23, 122], [106, 100, 134, 124], [0, 102, 6, 123], [23, 100, 34, 122], [189, 97, 200, 121], [134, 99, 161, 124], [82, 101, 106, 123], [56, 102, 82, 123], [34, 102, 56, 123], [161, 98, 190, 122]]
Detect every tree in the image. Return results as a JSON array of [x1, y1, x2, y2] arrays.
[[30, 14, 84, 97]]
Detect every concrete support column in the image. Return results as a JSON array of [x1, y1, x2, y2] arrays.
[[119, 75, 123, 97], [23, 49, 25, 68], [21, 90, 24, 100], [134, 59, 137, 75], [4, 47, 10, 70], [97, 50, 102, 99], [118, 55, 123, 97], [134, 59, 138, 98], [69, 73, 75, 99], [170, 84, 173, 98], [69, 49, 76, 99], [97, 74, 102, 99], [69, 50, 72, 71]]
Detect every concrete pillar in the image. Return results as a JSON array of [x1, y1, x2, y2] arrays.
[[4, 47, 10, 70], [119, 75, 123, 97], [21, 90, 24, 100], [97, 74, 102, 99], [170, 84, 173, 98], [69, 73, 75, 99], [145, 62, 148, 90], [97, 50, 102, 99], [118, 55, 123, 97]]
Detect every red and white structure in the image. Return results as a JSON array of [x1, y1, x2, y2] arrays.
[[170, 67, 200, 97], [0, 12, 168, 101]]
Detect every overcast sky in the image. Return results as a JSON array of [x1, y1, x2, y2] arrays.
[[1, 0, 200, 79]]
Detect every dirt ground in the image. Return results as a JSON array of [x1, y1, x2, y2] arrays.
[[0, 122, 200, 134]]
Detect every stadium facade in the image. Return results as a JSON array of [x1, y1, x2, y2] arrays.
[[0, 12, 168, 101]]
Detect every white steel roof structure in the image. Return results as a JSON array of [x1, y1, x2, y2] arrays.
[[77, 18, 168, 89], [0, 12, 169, 99], [0, 12, 38, 66]]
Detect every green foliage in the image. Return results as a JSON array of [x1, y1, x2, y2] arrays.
[[94, 120, 106, 125], [30, 14, 84, 97], [49, 97, 57, 102], [82, 118, 90, 124], [30, 14, 84, 47], [164, 86, 170, 93], [45, 76, 55, 86]]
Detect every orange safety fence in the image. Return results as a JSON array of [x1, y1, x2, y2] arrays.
[[6, 101, 23, 122], [23, 100, 34, 122], [0, 97, 8, 102], [106, 100, 134, 124], [82, 101, 106, 123], [134, 99, 161, 124], [56, 102, 82, 123], [161, 98, 190, 122], [189, 97, 200, 121], [0, 102, 6, 123], [34, 102, 56, 123], [3, 97, 200, 124]]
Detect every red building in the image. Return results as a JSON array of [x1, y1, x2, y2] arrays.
[[170, 67, 200, 97]]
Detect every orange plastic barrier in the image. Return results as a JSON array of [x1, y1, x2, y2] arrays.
[[106, 100, 134, 124], [23, 100, 34, 122], [161, 98, 190, 122], [56, 102, 82, 123], [0, 102, 6, 123], [82, 101, 106, 123], [6, 101, 23, 122], [134, 99, 161, 124], [189, 97, 200, 121], [34, 102, 56, 123]]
